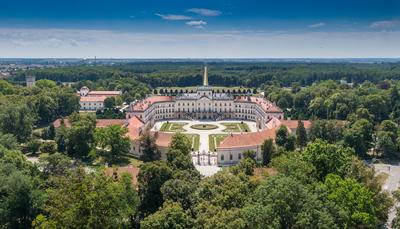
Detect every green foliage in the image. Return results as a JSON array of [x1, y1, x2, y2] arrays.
[[0, 148, 43, 228], [65, 113, 96, 159], [275, 125, 295, 151], [139, 133, 161, 162], [271, 153, 317, 184], [141, 202, 194, 229], [0, 132, 19, 150], [296, 120, 308, 148], [104, 96, 116, 109], [309, 120, 344, 143], [167, 133, 195, 171], [25, 139, 41, 155], [94, 124, 130, 164], [0, 104, 34, 142], [261, 139, 275, 166], [302, 139, 354, 180], [41, 167, 138, 228], [320, 174, 379, 228], [243, 175, 336, 228], [138, 161, 173, 218], [38, 152, 72, 178], [39, 141, 57, 154], [343, 119, 373, 157]]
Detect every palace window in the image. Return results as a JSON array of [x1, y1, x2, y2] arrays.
[[221, 155, 224, 161]]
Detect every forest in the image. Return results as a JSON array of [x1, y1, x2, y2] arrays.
[[2, 62, 400, 228]]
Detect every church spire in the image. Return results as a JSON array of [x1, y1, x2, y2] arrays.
[[203, 66, 208, 86]]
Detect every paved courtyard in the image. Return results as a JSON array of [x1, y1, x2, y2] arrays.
[[152, 120, 258, 176]]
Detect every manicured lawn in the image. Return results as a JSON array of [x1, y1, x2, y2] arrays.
[[159, 122, 188, 132], [209, 134, 228, 152], [221, 122, 250, 132], [190, 124, 219, 130], [184, 134, 200, 151]]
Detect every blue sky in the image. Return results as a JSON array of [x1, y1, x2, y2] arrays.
[[0, 0, 399, 58]]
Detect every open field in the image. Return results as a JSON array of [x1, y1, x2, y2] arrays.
[[209, 134, 228, 152], [159, 122, 187, 132], [184, 134, 200, 151], [221, 122, 251, 132]]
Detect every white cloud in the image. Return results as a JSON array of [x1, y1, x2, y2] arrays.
[[186, 20, 207, 29], [156, 13, 192, 21], [308, 22, 326, 28], [370, 20, 400, 29], [187, 8, 221, 16], [0, 28, 399, 58]]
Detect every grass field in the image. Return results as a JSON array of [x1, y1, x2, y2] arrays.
[[159, 122, 188, 132], [184, 134, 200, 151], [209, 134, 228, 152], [221, 122, 251, 132]]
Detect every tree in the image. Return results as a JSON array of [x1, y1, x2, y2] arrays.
[[166, 134, 195, 171], [343, 119, 373, 157], [302, 139, 354, 180], [34, 94, 57, 125], [161, 179, 197, 210], [25, 139, 41, 155], [0, 132, 19, 150], [141, 202, 194, 229], [376, 131, 397, 158], [275, 125, 295, 151], [261, 139, 275, 166], [296, 120, 308, 149], [309, 120, 343, 143], [271, 153, 317, 184], [42, 124, 56, 140], [320, 174, 379, 228], [242, 175, 336, 228], [65, 113, 96, 158], [95, 125, 130, 164], [0, 104, 34, 142], [38, 152, 72, 178], [39, 141, 57, 154], [104, 97, 116, 109], [40, 167, 138, 228], [139, 133, 160, 162], [137, 161, 173, 218], [0, 149, 43, 228]]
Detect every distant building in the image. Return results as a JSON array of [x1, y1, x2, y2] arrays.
[[78, 86, 121, 111], [26, 75, 36, 87]]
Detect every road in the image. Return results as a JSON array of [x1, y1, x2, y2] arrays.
[[374, 164, 400, 228]]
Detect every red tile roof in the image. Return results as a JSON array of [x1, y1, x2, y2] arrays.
[[127, 116, 145, 140], [235, 96, 282, 113], [80, 96, 107, 102], [87, 91, 121, 96], [266, 117, 312, 130], [132, 96, 173, 111], [151, 131, 174, 148], [218, 129, 277, 149]]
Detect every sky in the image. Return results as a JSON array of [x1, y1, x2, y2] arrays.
[[0, 0, 399, 58]]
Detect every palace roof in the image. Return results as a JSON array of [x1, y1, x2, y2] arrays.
[[218, 129, 277, 149], [80, 96, 108, 102], [127, 116, 145, 140], [131, 96, 173, 111], [266, 117, 312, 130], [86, 91, 121, 96], [235, 96, 282, 113]]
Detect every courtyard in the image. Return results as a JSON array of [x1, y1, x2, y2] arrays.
[[153, 120, 257, 153]]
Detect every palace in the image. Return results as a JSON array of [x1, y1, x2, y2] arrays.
[[55, 67, 310, 167], [125, 67, 284, 129]]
